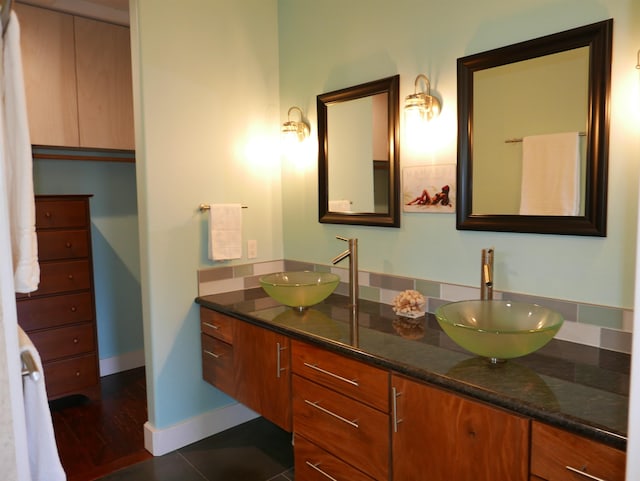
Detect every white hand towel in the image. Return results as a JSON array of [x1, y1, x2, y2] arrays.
[[208, 204, 242, 261], [18, 326, 66, 481], [3, 12, 40, 293], [519, 132, 580, 216]]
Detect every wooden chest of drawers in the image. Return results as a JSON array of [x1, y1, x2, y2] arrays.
[[17, 195, 100, 400]]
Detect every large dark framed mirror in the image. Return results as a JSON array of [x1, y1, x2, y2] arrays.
[[318, 75, 400, 227], [457, 19, 612, 236]]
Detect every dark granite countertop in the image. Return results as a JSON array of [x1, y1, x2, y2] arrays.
[[196, 289, 629, 451]]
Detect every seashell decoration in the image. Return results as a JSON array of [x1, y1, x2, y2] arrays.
[[392, 289, 426, 319]]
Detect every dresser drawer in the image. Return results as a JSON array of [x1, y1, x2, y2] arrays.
[[293, 375, 389, 481], [201, 333, 234, 395], [531, 422, 625, 481], [35, 198, 88, 229], [292, 340, 389, 412], [37, 230, 90, 260], [17, 292, 93, 330], [200, 307, 234, 343], [30, 323, 95, 362], [43, 353, 99, 399], [20, 260, 92, 297], [295, 435, 376, 481]]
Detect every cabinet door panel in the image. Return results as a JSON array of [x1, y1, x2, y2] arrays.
[[19, 260, 92, 297], [234, 321, 291, 431], [15, 3, 79, 146], [531, 421, 625, 481], [392, 374, 529, 481], [44, 354, 99, 399], [17, 292, 93, 331], [35, 198, 89, 229], [37, 230, 89, 260], [29, 322, 95, 362], [201, 334, 234, 396], [75, 16, 134, 150]]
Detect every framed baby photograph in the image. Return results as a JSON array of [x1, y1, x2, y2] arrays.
[[403, 164, 456, 213]]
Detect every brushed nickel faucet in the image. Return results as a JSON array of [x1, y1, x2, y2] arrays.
[[332, 236, 358, 311], [481, 247, 494, 300]]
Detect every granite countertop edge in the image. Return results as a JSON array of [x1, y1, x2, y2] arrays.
[[196, 295, 627, 451]]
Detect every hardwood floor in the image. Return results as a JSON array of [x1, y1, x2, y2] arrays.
[[49, 367, 151, 481]]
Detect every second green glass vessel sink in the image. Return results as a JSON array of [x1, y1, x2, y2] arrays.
[[435, 300, 564, 362], [259, 271, 340, 310]]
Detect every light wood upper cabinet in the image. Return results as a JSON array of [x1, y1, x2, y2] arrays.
[[16, 4, 79, 147], [75, 16, 134, 150], [15, 3, 134, 151]]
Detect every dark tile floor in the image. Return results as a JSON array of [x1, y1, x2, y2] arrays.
[[94, 417, 295, 481]]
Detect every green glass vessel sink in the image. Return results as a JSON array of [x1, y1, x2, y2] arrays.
[[259, 271, 340, 310], [435, 300, 563, 362]]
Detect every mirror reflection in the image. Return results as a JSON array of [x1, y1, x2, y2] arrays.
[[457, 20, 612, 236], [318, 75, 400, 227]]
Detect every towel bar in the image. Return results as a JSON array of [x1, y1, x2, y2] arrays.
[[199, 204, 248, 212], [21, 351, 40, 382]]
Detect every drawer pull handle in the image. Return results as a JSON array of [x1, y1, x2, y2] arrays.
[[204, 349, 220, 359], [565, 466, 607, 481], [305, 461, 338, 481], [303, 362, 358, 387], [304, 399, 358, 429], [202, 322, 219, 330]]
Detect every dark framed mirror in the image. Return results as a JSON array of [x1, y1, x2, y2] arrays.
[[457, 19, 612, 236], [318, 75, 400, 227]]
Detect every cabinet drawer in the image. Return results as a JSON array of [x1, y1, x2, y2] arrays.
[[531, 422, 625, 481], [19, 260, 91, 297], [294, 434, 376, 481], [29, 323, 95, 362], [293, 375, 389, 481], [201, 333, 234, 395], [200, 308, 234, 343], [43, 353, 99, 399], [36, 199, 88, 229], [17, 292, 93, 330], [37, 230, 89, 260], [292, 340, 389, 412]]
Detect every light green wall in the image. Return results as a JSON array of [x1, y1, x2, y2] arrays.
[[131, 0, 281, 428], [278, 0, 640, 309]]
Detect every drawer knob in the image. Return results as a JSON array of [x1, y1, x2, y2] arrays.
[[73, 338, 79, 344], [68, 274, 74, 280], [66, 242, 72, 248], [70, 306, 77, 312], [75, 371, 81, 377], [45, 212, 52, 218]]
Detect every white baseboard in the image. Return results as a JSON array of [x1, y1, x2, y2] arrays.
[[143, 403, 259, 456], [99, 349, 146, 376]]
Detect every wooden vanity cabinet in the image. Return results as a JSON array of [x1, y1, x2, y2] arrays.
[[530, 421, 626, 481], [391, 373, 530, 481], [16, 195, 99, 400], [291, 340, 390, 481], [16, 3, 134, 151], [199, 308, 291, 431]]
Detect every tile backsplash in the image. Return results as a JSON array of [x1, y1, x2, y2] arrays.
[[198, 259, 633, 354]]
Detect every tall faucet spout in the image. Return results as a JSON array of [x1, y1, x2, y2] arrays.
[[481, 247, 494, 300], [332, 236, 358, 310]]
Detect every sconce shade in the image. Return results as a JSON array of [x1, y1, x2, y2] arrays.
[[404, 74, 441, 121], [282, 106, 310, 141]]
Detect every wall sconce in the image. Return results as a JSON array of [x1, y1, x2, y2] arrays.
[[404, 74, 441, 123], [282, 106, 310, 142], [636, 49, 640, 69]]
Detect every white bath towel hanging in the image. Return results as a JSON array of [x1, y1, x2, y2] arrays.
[[208, 203, 242, 261], [519, 132, 580, 216], [18, 326, 66, 481], [3, 11, 39, 293]]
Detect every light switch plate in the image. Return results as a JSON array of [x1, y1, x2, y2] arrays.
[[247, 239, 257, 259]]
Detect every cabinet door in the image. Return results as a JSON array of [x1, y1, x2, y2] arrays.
[[234, 321, 291, 431], [392, 374, 529, 481], [15, 3, 79, 146], [74, 16, 135, 150]]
